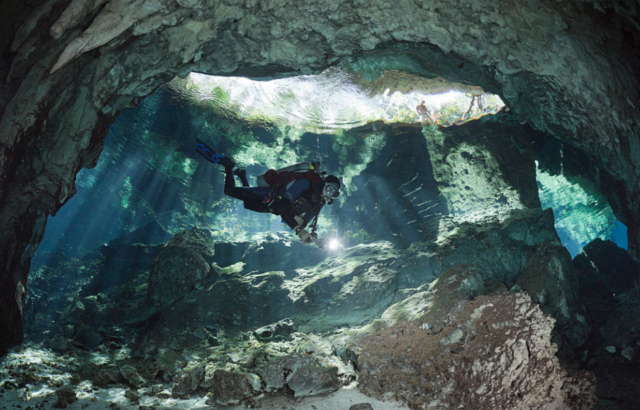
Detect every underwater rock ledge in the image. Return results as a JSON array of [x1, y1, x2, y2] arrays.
[[357, 292, 596, 410]]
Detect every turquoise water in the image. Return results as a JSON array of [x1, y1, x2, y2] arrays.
[[535, 163, 627, 257]]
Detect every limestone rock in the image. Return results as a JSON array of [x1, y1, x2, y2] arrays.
[[290, 241, 401, 332], [48, 334, 71, 352], [350, 404, 374, 410], [261, 353, 318, 392], [287, 365, 340, 398], [357, 293, 597, 410], [124, 389, 140, 404], [254, 318, 294, 340], [148, 227, 214, 309], [3, 0, 640, 358], [53, 389, 77, 408], [172, 361, 205, 396], [574, 239, 640, 298], [380, 265, 486, 330], [108, 220, 172, 246], [51, 0, 168, 73], [574, 239, 640, 409], [119, 364, 148, 389], [516, 243, 589, 349], [135, 267, 292, 350], [403, 208, 561, 287], [154, 348, 184, 378], [205, 369, 256, 406], [574, 238, 640, 348], [240, 235, 326, 273], [77, 362, 120, 387], [260, 352, 341, 398], [423, 120, 540, 221]]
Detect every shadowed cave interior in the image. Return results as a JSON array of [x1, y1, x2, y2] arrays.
[[1, 1, 640, 410], [5, 69, 639, 410]]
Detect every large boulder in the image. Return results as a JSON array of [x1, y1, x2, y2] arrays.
[[357, 293, 597, 410], [148, 228, 215, 309]]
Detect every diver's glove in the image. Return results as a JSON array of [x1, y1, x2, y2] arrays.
[[297, 229, 313, 245], [310, 233, 325, 249]]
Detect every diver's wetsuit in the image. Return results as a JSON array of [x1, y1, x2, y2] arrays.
[[223, 170, 322, 230]]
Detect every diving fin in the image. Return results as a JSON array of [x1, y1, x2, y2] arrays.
[[195, 138, 235, 168]]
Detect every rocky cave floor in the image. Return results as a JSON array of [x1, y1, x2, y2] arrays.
[[2, 210, 640, 410]]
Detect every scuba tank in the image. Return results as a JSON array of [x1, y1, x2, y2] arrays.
[[256, 162, 321, 187]]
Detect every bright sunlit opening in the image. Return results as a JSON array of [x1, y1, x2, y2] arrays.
[[174, 69, 505, 133]]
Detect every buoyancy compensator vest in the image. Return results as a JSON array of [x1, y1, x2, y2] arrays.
[[256, 162, 324, 188]]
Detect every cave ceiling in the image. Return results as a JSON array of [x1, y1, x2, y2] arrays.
[[1, 0, 639, 351]]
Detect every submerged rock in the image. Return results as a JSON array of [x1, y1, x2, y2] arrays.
[[573, 239, 640, 409], [287, 365, 340, 398], [109, 221, 172, 247], [240, 234, 326, 273], [53, 389, 77, 408], [77, 362, 119, 388], [260, 352, 341, 398], [357, 293, 596, 410], [516, 243, 589, 350], [423, 120, 540, 221], [148, 228, 215, 310], [48, 334, 71, 352], [378, 265, 486, 331], [205, 369, 257, 406], [254, 318, 294, 340], [402, 208, 560, 288], [291, 241, 402, 332], [119, 364, 148, 389], [350, 404, 374, 410], [172, 361, 205, 396], [574, 239, 640, 303]]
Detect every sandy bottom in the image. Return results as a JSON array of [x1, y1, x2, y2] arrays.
[[0, 383, 410, 410]]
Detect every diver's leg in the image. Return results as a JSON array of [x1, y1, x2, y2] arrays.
[[223, 175, 270, 204], [217, 160, 265, 211], [234, 168, 249, 187], [225, 186, 271, 212]]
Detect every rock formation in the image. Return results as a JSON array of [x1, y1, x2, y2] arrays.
[[573, 239, 640, 409], [4, 217, 604, 408], [357, 292, 597, 410], [2, 0, 639, 354]]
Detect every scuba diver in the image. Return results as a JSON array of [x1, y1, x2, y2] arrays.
[[196, 139, 341, 247]]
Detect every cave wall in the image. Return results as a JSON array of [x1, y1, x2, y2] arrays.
[[1, 0, 639, 353]]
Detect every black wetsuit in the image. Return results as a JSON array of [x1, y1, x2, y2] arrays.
[[223, 170, 324, 230]]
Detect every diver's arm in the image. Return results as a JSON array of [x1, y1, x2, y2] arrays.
[[273, 201, 312, 244], [273, 201, 300, 230], [303, 209, 319, 225]]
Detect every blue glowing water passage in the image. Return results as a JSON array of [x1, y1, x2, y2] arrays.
[[536, 164, 627, 257]]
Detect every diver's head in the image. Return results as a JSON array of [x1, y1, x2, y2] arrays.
[[323, 175, 341, 203]]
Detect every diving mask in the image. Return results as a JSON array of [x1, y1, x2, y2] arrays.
[[323, 182, 340, 199]]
